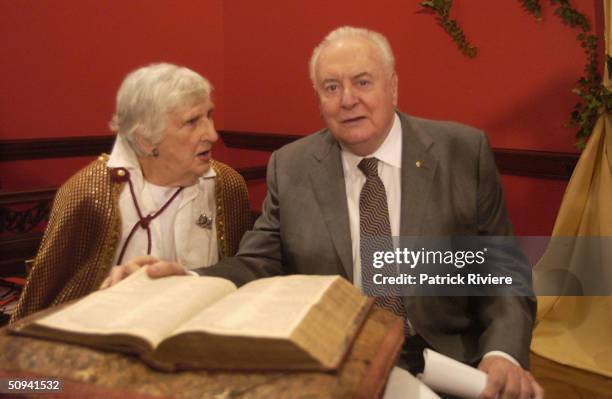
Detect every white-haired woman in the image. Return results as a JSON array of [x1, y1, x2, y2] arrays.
[[12, 63, 251, 321]]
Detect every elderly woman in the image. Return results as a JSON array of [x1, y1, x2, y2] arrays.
[[11, 63, 251, 322]]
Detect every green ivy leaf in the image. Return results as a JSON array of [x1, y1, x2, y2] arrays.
[[419, 0, 477, 59]]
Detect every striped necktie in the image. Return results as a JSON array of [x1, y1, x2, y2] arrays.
[[358, 157, 406, 319]]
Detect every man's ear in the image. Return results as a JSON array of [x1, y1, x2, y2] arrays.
[[134, 128, 155, 156], [391, 72, 398, 106]]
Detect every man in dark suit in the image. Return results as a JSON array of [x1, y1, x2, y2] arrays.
[[109, 26, 542, 399]]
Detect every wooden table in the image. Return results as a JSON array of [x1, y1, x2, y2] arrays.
[[0, 307, 403, 399], [530, 352, 612, 399]]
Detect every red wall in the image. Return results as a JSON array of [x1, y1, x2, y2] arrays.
[[0, 0, 225, 190], [223, 0, 598, 152], [1, 0, 602, 235], [221, 0, 600, 234]]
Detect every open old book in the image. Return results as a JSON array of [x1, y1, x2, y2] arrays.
[[10, 269, 372, 372]]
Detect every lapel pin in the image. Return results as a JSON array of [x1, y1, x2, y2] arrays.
[[416, 161, 421, 168]]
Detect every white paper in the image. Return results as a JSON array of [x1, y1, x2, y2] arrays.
[[384, 367, 441, 399], [173, 275, 337, 338], [417, 349, 487, 399]]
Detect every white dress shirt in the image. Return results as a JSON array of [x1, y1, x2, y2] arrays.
[[341, 113, 403, 289], [107, 135, 218, 270]]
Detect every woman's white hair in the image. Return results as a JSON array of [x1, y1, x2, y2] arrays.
[[109, 63, 212, 156], [309, 26, 395, 87]]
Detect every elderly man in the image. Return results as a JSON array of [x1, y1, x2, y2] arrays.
[[111, 28, 542, 398]]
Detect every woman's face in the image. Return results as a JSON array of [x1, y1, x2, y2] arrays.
[[144, 97, 218, 187]]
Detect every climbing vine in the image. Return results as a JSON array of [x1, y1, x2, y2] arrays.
[[522, 0, 608, 148], [421, 0, 609, 148], [419, 0, 477, 58]]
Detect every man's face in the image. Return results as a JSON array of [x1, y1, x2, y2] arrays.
[[314, 36, 398, 156]]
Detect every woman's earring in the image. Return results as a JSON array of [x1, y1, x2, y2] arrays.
[[152, 148, 159, 157]]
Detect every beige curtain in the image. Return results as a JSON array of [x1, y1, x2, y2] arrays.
[[530, 0, 612, 378]]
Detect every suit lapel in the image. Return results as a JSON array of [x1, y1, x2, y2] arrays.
[[399, 113, 437, 236], [306, 114, 437, 280], [308, 133, 354, 281]]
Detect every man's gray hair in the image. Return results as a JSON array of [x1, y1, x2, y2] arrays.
[[109, 63, 212, 155], [309, 26, 395, 86]]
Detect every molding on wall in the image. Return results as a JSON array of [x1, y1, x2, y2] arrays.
[[0, 131, 297, 160], [236, 166, 266, 181], [220, 130, 302, 152], [0, 136, 115, 161], [0, 132, 579, 179], [0, 232, 42, 277], [493, 148, 578, 180], [0, 188, 56, 206]]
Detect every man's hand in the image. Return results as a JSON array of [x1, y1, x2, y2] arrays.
[[478, 355, 544, 399], [99, 255, 188, 289]]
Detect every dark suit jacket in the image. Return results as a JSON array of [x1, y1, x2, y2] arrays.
[[200, 112, 536, 368]]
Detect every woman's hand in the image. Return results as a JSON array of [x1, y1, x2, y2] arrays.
[[99, 255, 188, 289]]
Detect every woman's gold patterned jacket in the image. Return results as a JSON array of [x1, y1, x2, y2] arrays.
[[11, 155, 252, 322]]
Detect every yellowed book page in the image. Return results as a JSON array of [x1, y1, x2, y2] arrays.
[[34, 267, 236, 347], [173, 275, 339, 339]]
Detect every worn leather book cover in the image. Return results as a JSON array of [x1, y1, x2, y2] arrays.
[[0, 307, 403, 398], [10, 271, 372, 372]]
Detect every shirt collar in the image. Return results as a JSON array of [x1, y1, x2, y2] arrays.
[[106, 134, 216, 188], [341, 112, 402, 174], [107, 134, 142, 172], [107, 134, 147, 192]]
